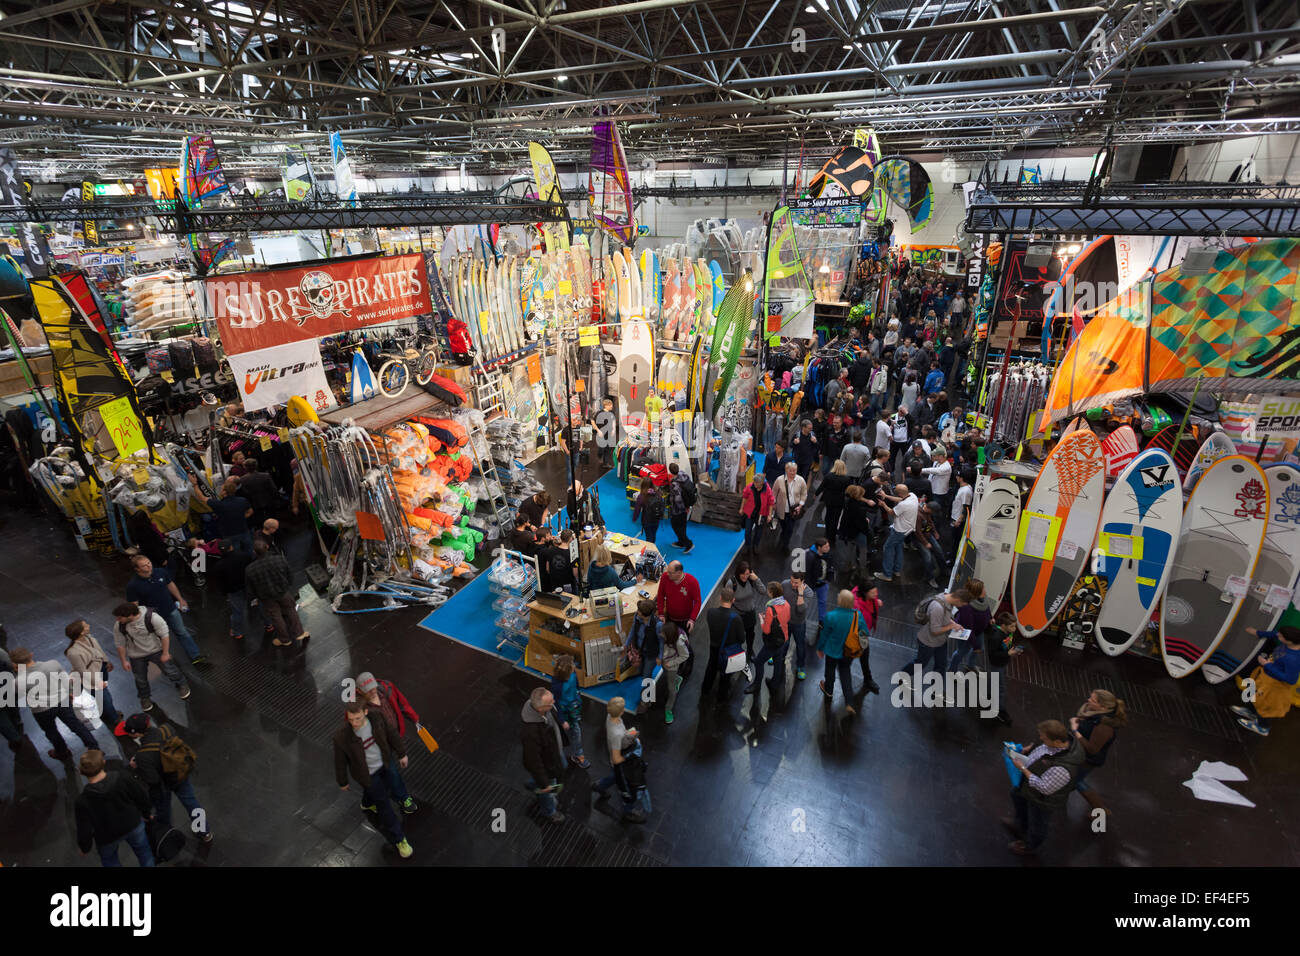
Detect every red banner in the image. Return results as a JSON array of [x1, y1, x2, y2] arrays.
[[206, 254, 431, 355]]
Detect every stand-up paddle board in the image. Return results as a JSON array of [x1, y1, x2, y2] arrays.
[[1203, 462, 1300, 683], [1160, 455, 1269, 678], [1011, 428, 1106, 637], [961, 475, 1022, 607], [618, 318, 653, 425], [1093, 448, 1182, 656], [1183, 431, 1236, 492], [1146, 424, 1200, 481], [1102, 424, 1140, 478]]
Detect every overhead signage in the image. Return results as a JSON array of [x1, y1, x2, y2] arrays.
[[223, 340, 338, 414], [205, 253, 432, 355], [789, 196, 862, 228]]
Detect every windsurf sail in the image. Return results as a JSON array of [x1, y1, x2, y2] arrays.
[[1019, 164, 1042, 185], [528, 141, 571, 251], [762, 206, 814, 344], [588, 120, 635, 247], [877, 157, 934, 231], [330, 132, 357, 207], [807, 143, 879, 200], [1041, 238, 1300, 428], [282, 145, 316, 202], [0, 147, 53, 277], [177, 134, 230, 208], [31, 273, 153, 462]]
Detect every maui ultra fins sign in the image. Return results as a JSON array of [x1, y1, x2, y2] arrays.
[[224, 339, 337, 414]]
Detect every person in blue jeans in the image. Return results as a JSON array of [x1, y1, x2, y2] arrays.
[[948, 578, 993, 672], [803, 539, 833, 622], [631, 477, 664, 544], [74, 750, 155, 868], [550, 654, 590, 768], [875, 485, 918, 583], [908, 590, 970, 690], [124, 554, 207, 665], [336, 701, 416, 855], [119, 713, 214, 844], [64, 620, 122, 729]]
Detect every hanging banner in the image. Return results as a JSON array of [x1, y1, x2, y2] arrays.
[[206, 253, 432, 354], [81, 181, 98, 247], [330, 132, 356, 207], [0, 148, 52, 277], [282, 145, 316, 202], [224, 340, 338, 414], [789, 196, 862, 228], [144, 167, 180, 202]]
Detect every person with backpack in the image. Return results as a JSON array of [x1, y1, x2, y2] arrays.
[[336, 700, 416, 855], [817, 590, 869, 715], [666, 462, 696, 554], [74, 749, 155, 868], [111, 602, 191, 713], [631, 476, 665, 544], [701, 587, 745, 703], [118, 713, 212, 844], [739, 473, 776, 555], [745, 582, 791, 709], [804, 537, 834, 623], [905, 589, 971, 693]]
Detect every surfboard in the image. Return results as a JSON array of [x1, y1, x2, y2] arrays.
[[616, 252, 633, 324], [693, 259, 711, 336], [664, 427, 692, 480], [1160, 455, 1269, 678], [1101, 424, 1140, 478], [1146, 424, 1199, 481], [663, 257, 680, 340], [964, 475, 1022, 607], [1203, 462, 1300, 683], [1093, 448, 1182, 656], [1183, 431, 1236, 492], [1011, 428, 1107, 637], [618, 318, 653, 426], [709, 260, 725, 315], [677, 262, 695, 341]]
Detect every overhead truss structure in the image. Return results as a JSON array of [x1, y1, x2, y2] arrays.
[[0, 0, 1296, 175]]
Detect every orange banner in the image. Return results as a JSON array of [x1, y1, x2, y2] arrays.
[[206, 254, 432, 355]]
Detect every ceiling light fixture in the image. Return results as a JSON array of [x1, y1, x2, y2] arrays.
[[556, 75, 569, 82]]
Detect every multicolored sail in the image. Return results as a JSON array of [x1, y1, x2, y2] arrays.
[[807, 143, 878, 200], [762, 206, 814, 344], [330, 132, 357, 207], [282, 145, 316, 202], [588, 120, 635, 246], [177, 134, 229, 208], [1041, 238, 1300, 428], [528, 141, 570, 252], [877, 157, 933, 231]]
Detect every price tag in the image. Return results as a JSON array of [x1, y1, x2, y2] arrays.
[[544, 289, 555, 300], [100, 395, 148, 458], [558, 280, 572, 295], [260, 435, 273, 452], [1224, 575, 1250, 598], [278, 427, 290, 441], [578, 326, 600, 346], [526, 354, 542, 385], [161, 370, 174, 383], [574, 378, 585, 393], [1264, 584, 1292, 610], [983, 523, 1003, 543], [133, 467, 150, 485], [1057, 539, 1080, 560]]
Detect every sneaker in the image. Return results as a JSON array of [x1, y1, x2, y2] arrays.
[[48, 749, 73, 761], [361, 802, 377, 812], [818, 680, 832, 699], [742, 664, 754, 683], [395, 838, 414, 858], [545, 812, 566, 825], [569, 755, 591, 769], [683, 544, 694, 554], [140, 698, 154, 712], [179, 685, 192, 700], [1238, 717, 1270, 736], [400, 797, 417, 814], [1228, 704, 1253, 719], [845, 703, 857, 716], [665, 709, 674, 724], [190, 655, 211, 666], [200, 832, 214, 844], [796, 669, 806, 680], [867, 679, 880, 694], [874, 572, 894, 582]]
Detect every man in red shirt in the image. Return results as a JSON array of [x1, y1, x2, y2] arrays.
[[656, 560, 701, 635]]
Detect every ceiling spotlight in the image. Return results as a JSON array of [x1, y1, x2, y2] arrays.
[[556, 75, 569, 82], [842, 43, 853, 50], [805, 4, 816, 10]]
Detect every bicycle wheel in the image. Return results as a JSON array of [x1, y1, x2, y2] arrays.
[[414, 347, 438, 386], [378, 359, 410, 398]]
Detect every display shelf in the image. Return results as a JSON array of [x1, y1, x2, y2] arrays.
[[320, 388, 449, 431]]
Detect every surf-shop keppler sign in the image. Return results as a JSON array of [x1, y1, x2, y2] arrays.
[[206, 254, 431, 355]]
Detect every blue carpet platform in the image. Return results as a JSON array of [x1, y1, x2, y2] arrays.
[[419, 465, 746, 701]]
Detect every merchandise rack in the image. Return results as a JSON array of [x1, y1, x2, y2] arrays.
[[487, 548, 538, 653]]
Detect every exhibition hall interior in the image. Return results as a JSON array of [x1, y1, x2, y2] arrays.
[[0, 0, 1298, 872]]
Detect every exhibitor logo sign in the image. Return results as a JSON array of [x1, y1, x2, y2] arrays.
[[225, 340, 338, 414], [205, 254, 431, 355], [1256, 397, 1300, 437]]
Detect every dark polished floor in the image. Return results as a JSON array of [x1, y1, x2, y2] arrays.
[[1, 452, 1296, 867]]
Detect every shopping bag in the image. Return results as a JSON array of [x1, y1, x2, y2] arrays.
[[72, 691, 102, 730], [1003, 742, 1024, 788], [723, 647, 747, 674], [415, 722, 439, 754]]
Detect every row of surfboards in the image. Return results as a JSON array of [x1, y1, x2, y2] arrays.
[[955, 425, 1300, 683]]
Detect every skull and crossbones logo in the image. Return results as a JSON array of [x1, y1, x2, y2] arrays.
[[297, 271, 348, 324]]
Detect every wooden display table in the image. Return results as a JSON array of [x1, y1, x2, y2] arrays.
[[524, 567, 660, 688]]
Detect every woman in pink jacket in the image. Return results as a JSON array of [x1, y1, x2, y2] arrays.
[[738, 473, 776, 556]]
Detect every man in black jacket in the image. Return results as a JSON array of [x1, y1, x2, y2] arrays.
[[119, 713, 212, 844], [334, 700, 414, 857], [700, 587, 746, 703], [848, 351, 873, 393], [245, 539, 306, 648], [74, 749, 155, 867], [520, 687, 566, 824], [215, 539, 253, 639]]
